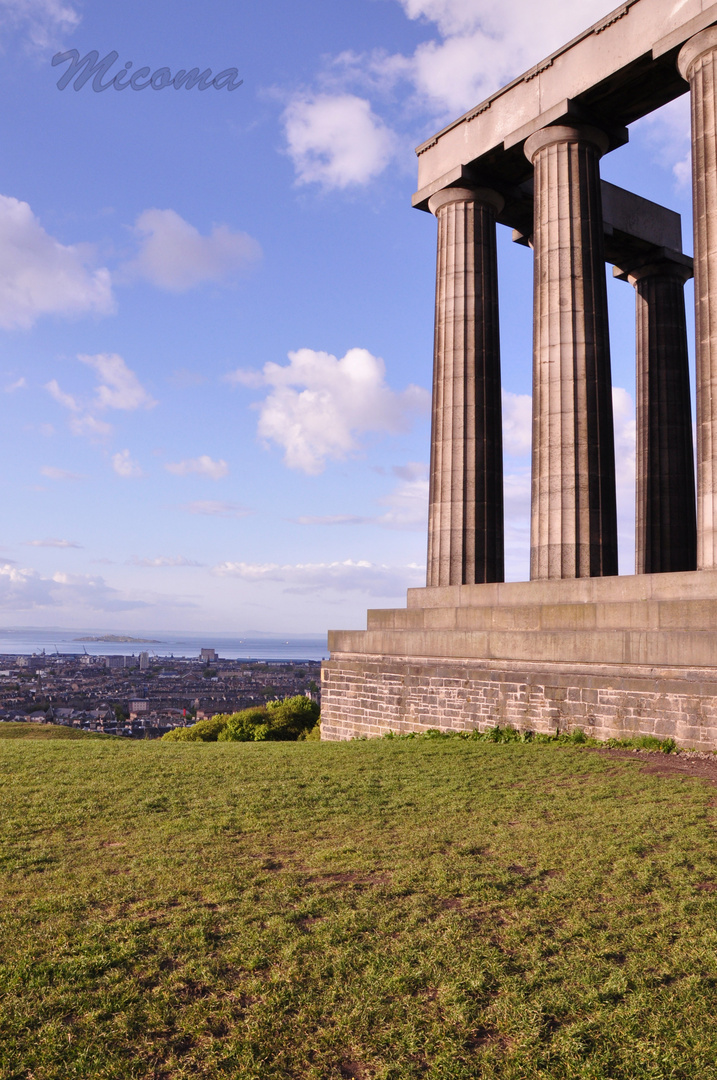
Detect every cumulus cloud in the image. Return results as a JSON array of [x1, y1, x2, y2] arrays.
[[0, 195, 113, 330], [212, 558, 425, 597], [388, 0, 616, 117], [24, 538, 81, 548], [124, 208, 261, 292], [234, 347, 429, 474], [0, 563, 147, 613], [79, 353, 157, 411], [45, 354, 155, 440], [283, 94, 397, 189], [40, 465, 85, 481], [0, 0, 80, 51], [165, 455, 229, 480], [180, 500, 252, 518], [112, 449, 143, 478], [129, 555, 204, 568]]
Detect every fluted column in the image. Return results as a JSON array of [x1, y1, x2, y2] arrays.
[[524, 125, 618, 579], [627, 258, 696, 574], [679, 28, 717, 569], [426, 186, 504, 587]]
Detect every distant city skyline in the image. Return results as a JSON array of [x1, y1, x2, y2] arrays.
[[0, 0, 693, 632]]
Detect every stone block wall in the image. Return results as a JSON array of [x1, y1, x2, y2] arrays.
[[320, 653, 717, 749]]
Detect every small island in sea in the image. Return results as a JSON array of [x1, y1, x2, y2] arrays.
[[73, 635, 163, 644]]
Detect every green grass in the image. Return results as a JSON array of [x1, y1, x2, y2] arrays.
[[0, 722, 112, 741], [2, 738, 717, 1079]]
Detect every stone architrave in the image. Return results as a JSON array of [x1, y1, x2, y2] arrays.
[[524, 125, 618, 580], [679, 28, 717, 570], [626, 257, 696, 574], [426, 186, 505, 586]]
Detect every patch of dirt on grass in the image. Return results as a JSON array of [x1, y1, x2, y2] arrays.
[[316, 871, 389, 887], [466, 1026, 511, 1051], [588, 748, 717, 785], [340, 1059, 367, 1079]]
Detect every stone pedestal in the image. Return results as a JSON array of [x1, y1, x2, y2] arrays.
[[679, 28, 717, 569], [321, 571, 717, 749], [627, 258, 696, 573], [524, 125, 618, 580], [426, 186, 504, 586]]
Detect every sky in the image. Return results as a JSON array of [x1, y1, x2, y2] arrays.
[[0, 0, 695, 635]]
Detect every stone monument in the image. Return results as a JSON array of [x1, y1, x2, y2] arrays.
[[321, 0, 717, 750]]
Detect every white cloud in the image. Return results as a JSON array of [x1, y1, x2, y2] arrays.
[[40, 465, 85, 481], [283, 94, 397, 189], [0, 0, 80, 51], [636, 95, 691, 190], [180, 500, 252, 518], [125, 208, 261, 292], [0, 195, 113, 330], [296, 463, 429, 530], [0, 563, 147, 613], [45, 378, 79, 412], [502, 389, 532, 457], [165, 455, 229, 480], [212, 558, 425, 597], [45, 354, 155, 440], [78, 353, 157, 411], [24, 538, 81, 548], [389, 0, 616, 117], [69, 414, 112, 438], [241, 347, 429, 474], [129, 555, 204, 568], [112, 449, 143, 478], [4, 376, 25, 392]]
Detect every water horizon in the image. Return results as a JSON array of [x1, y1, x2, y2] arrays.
[[0, 626, 330, 662]]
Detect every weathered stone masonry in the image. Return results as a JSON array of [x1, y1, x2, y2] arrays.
[[321, 656, 717, 749]]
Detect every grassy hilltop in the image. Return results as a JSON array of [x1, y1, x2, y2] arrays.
[[2, 731, 717, 1078]]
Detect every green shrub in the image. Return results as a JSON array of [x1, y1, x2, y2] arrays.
[[161, 715, 229, 742], [163, 696, 321, 743], [264, 695, 320, 740], [217, 708, 271, 742]]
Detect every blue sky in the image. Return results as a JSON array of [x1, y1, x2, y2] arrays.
[[0, 0, 694, 634]]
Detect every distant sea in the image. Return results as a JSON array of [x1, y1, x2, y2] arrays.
[[0, 628, 329, 662]]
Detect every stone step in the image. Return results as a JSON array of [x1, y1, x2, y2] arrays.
[[366, 597, 717, 633], [405, 567, 717, 610], [329, 626, 717, 669]]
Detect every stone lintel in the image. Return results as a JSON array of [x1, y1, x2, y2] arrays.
[[612, 248, 694, 282], [419, 177, 687, 273], [414, 0, 697, 194]]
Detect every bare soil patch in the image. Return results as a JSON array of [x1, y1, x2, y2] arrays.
[[589, 747, 717, 785]]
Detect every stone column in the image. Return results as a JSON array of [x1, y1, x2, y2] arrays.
[[620, 257, 696, 574], [426, 186, 505, 586], [524, 125, 618, 580], [679, 28, 717, 569]]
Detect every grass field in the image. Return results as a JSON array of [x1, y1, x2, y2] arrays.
[[2, 730, 717, 1079]]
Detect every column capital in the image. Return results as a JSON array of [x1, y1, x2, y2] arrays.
[[678, 25, 717, 81], [524, 124, 610, 164], [427, 185, 504, 217], [613, 249, 694, 287]]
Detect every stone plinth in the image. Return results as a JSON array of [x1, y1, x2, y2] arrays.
[[321, 570, 717, 750]]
